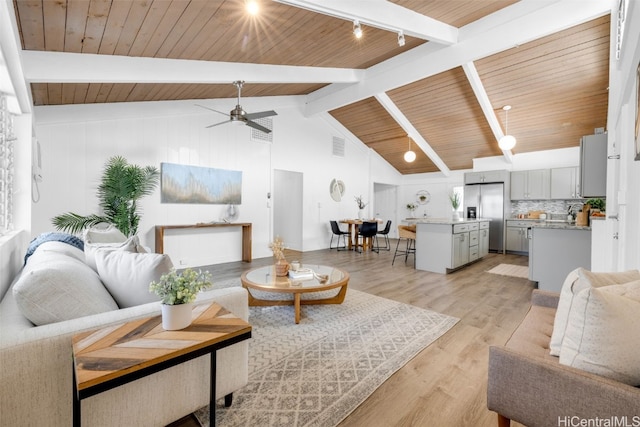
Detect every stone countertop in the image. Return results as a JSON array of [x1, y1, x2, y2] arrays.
[[405, 217, 491, 225], [529, 222, 591, 231]]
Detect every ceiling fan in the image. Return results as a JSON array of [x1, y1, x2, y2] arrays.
[[196, 81, 277, 134]]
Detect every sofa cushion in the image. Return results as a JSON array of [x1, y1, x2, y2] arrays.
[[84, 235, 141, 271], [559, 280, 640, 386], [549, 268, 640, 356], [95, 250, 173, 308], [24, 232, 84, 264], [12, 250, 119, 325]]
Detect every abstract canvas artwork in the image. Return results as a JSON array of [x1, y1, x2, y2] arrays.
[[161, 163, 242, 204]]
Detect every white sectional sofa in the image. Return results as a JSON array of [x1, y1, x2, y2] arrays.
[[0, 237, 249, 427]]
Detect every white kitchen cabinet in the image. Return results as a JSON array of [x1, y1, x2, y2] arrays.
[[580, 133, 607, 198], [510, 169, 550, 200], [464, 170, 509, 184], [479, 221, 490, 257], [550, 167, 581, 199], [530, 227, 591, 292], [506, 220, 530, 254], [452, 232, 470, 268]]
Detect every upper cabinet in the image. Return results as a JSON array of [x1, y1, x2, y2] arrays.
[[580, 133, 607, 198], [550, 167, 581, 199], [510, 169, 550, 200], [464, 170, 509, 184]]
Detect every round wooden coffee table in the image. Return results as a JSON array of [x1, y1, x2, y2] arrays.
[[240, 264, 349, 324]]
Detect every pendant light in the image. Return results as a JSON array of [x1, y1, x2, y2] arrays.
[[499, 105, 516, 150], [404, 135, 416, 163]]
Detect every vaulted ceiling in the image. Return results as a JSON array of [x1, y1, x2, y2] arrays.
[[10, 0, 611, 174]]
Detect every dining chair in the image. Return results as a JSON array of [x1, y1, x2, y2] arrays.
[[392, 224, 416, 265], [357, 221, 379, 253], [376, 220, 392, 251], [329, 220, 349, 251]]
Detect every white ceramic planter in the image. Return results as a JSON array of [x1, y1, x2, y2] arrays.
[[161, 303, 193, 330]]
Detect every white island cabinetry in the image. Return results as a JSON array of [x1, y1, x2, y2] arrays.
[[415, 219, 489, 274]]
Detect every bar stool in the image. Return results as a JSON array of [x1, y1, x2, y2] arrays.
[[392, 224, 416, 265]]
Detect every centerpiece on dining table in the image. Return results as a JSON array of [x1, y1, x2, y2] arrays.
[[355, 195, 368, 219], [269, 236, 290, 277]]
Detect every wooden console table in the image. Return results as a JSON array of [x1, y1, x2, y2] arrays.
[[155, 222, 252, 262]]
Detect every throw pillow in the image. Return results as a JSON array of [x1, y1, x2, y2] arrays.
[[84, 225, 127, 243], [549, 268, 640, 356], [95, 250, 173, 308], [13, 250, 119, 325], [84, 235, 140, 271], [559, 280, 640, 386]]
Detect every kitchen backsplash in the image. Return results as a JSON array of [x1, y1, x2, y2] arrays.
[[510, 200, 588, 218]]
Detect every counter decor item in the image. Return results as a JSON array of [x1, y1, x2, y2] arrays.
[[149, 268, 213, 330], [449, 191, 461, 221], [406, 203, 418, 216], [584, 198, 605, 213], [269, 236, 290, 277]]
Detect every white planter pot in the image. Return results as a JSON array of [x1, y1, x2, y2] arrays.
[[452, 211, 460, 221], [358, 209, 364, 219], [161, 303, 193, 330]]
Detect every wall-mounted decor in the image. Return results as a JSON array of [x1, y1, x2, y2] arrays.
[[161, 163, 242, 204], [330, 179, 345, 202], [416, 190, 431, 205]]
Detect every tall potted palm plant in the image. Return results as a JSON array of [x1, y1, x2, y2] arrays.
[[52, 156, 160, 237]]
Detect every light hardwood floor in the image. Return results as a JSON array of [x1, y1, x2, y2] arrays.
[[200, 241, 534, 427]]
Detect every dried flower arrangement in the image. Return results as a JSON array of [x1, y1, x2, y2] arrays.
[[269, 236, 287, 260], [354, 195, 367, 209]]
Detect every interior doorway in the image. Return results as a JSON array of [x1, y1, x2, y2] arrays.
[[373, 183, 398, 239], [273, 169, 303, 251]]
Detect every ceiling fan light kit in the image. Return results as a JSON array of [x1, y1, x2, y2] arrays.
[[499, 105, 517, 150], [197, 81, 277, 134]]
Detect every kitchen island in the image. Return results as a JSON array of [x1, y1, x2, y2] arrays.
[[407, 218, 490, 274], [528, 221, 591, 291]]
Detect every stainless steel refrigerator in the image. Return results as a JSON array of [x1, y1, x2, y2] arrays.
[[464, 183, 504, 253]]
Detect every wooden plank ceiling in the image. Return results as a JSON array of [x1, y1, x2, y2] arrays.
[[11, 0, 610, 174]]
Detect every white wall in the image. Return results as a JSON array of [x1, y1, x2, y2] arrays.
[[602, 0, 640, 271], [31, 96, 390, 266]]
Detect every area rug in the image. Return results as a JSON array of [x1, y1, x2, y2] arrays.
[[487, 263, 529, 279], [193, 278, 459, 427]]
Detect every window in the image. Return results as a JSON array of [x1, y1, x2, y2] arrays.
[[0, 92, 15, 234]]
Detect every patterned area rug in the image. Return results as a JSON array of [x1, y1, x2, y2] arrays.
[[194, 279, 458, 427], [486, 263, 529, 279]]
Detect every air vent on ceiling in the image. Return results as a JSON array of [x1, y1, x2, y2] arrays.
[[250, 118, 273, 143], [332, 136, 345, 157]]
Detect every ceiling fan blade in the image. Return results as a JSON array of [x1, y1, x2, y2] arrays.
[[195, 104, 228, 117], [206, 120, 231, 129], [244, 110, 277, 120], [246, 120, 272, 134]]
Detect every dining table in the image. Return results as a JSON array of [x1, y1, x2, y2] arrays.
[[339, 219, 382, 252]]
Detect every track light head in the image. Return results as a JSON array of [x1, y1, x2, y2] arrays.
[[353, 20, 363, 39], [398, 31, 405, 47]]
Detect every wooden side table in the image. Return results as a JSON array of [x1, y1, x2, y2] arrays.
[[72, 302, 251, 427]]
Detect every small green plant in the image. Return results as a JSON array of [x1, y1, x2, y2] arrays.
[[149, 268, 212, 305], [584, 198, 605, 211], [449, 192, 461, 210], [406, 203, 417, 212]]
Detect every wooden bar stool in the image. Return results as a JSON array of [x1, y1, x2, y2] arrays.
[[392, 224, 416, 265]]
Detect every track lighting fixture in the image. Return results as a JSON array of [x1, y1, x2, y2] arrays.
[[397, 31, 405, 47], [498, 105, 516, 151], [353, 20, 363, 39], [404, 136, 416, 163]]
